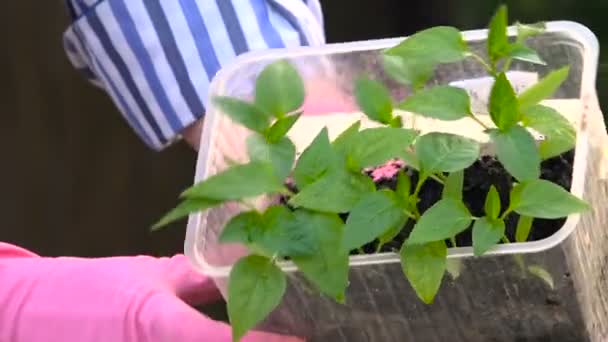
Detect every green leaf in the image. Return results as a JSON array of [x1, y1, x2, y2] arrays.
[[522, 104, 576, 159], [346, 127, 419, 170], [408, 198, 472, 244], [228, 255, 286, 342], [354, 77, 394, 124], [255, 60, 305, 117], [510, 179, 590, 219], [256, 206, 317, 257], [472, 217, 505, 256], [516, 22, 546, 42], [401, 148, 421, 170], [219, 211, 263, 244], [508, 43, 546, 65], [213, 96, 270, 133], [491, 126, 540, 181], [487, 5, 509, 63], [518, 66, 570, 110], [382, 54, 433, 89], [400, 240, 447, 304], [399, 86, 472, 121], [294, 127, 338, 189], [442, 170, 464, 201], [489, 73, 520, 130], [266, 113, 301, 142], [332, 121, 361, 154], [182, 161, 284, 200], [528, 265, 555, 289], [415, 132, 480, 174], [152, 198, 221, 230], [378, 215, 409, 250], [289, 170, 375, 213], [386, 26, 468, 64], [515, 215, 534, 242], [292, 210, 349, 302], [246, 134, 295, 180], [343, 190, 408, 251], [484, 185, 501, 219], [396, 171, 411, 203], [390, 116, 404, 128]]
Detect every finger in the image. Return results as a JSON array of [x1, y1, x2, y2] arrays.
[[162, 254, 222, 306], [141, 292, 304, 342]]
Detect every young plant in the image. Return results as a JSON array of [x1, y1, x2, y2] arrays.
[[153, 5, 590, 341]]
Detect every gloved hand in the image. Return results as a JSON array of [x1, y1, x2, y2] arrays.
[[0, 243, 302, 342]]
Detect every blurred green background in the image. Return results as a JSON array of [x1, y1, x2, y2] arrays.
[[0, 0, 605, 258]]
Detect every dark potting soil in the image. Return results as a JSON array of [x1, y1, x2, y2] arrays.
[[282, 150, 575, 255], [361, 149, 575, 254]]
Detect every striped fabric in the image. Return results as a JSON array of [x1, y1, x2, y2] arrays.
[[63, 0, 325, 150]]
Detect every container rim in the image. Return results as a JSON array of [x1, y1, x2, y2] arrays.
[[185, 21, 600, 277]]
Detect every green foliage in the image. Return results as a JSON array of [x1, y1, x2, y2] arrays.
[[487, 5, 509, 64], [399, 86, 472, 120], [490, 126, 540, 181], [293, 127, 338, 189], [510, 179, 590, 219], [515, 215, 534, 242], [489, 73, 520, 130], [522, 104, 576, 159], [442, 170, 464, 201], [342, 190, 409, 251], [288, 169, 375, 213], [345, 127, 419, 170], [291, 210, 349, 302], [154, 9, 591, 338], [355, 77, 394, 124], [415, 132, 480, 175], [400, 240, 447, 304], [484, 185, 501, 220], [213, 97, 270, 133], [255, 60, 305, 117], [181, 161, 285, 200], [228, 255, 286, 342], [518, 67, 570, 110], [246, 134, 295, 181], [408, 198, 472, 244], [472, 217, 505, 256]]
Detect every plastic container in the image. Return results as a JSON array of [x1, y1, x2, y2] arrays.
[[185, 21, 608, 341]]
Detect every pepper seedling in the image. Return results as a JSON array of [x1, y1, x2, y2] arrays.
[[153, 5, 589, 341]]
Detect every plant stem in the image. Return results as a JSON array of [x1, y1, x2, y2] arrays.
[[500, 208, 512, 220], [375, 243, 384, 253], [501, 235, 511, 244], [357, 247, 366, 255], [429, 174, 444, 184], [502, 57, 513, 73], [413, 175, 428, 198], [450, 237, 458, 248], [404, 209, 417, 220], [468, 113, 490, 130], [469, 53, 495, 76]]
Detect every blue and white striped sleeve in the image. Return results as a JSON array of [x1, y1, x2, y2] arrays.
[[62, 0, 326, 151]]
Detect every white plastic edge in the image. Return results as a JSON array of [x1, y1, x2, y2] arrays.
[[185, 21, 600, 277]]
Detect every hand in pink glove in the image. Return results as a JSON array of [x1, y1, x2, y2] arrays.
[[0, 243, 302, 342]]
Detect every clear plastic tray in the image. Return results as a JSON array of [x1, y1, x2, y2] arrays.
[[184, 21, 608, 341]]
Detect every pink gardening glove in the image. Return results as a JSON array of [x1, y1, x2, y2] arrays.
[[0, 243, 302, 342], [302, 78, 357, 115]]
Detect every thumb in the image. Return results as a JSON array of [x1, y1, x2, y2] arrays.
[[162, 254, 222, 306], [141, 292, 304, 342]]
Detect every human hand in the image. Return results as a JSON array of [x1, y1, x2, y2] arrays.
[[0, 243, 302, 342]]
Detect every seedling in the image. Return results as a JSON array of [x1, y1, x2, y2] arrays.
[[153, 5, 589, 341]]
